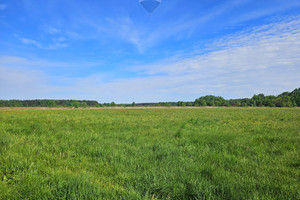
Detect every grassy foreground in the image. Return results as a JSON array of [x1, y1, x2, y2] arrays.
[[0, 108, 299, 199]]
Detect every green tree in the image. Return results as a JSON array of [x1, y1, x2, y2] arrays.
[[199, 99, 207, 106], [73, 102, 80, 108], [177, 101, 186, 106], [81, 102, 88, 108]]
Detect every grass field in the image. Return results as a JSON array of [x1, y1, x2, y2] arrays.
[[0, 108, 299, 199]]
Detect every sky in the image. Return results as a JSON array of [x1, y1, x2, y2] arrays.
[[0, 0, 300, 103]]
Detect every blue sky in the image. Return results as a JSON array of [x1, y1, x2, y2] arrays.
[[1, 0, 300, 103]]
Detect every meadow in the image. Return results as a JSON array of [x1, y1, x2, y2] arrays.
[[0, 108, 299, 199]]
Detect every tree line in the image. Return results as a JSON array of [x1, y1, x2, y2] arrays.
[[0, 100, 99, 108], [136, 87, 300, 107], [1, 87, 299, 108]]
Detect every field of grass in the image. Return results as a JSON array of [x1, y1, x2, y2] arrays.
[[0, 108, 299, 199]]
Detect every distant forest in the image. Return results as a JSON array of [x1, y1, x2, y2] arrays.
[[1, 87, 299, 108]]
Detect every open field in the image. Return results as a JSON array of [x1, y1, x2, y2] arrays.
[[0, 108, 299, 199]]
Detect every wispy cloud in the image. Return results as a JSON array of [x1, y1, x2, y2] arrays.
[[103, 17, 149, 52], [47, 27, 60, 35], [85, 0, 291, 53], [230, 0, 300, 24], [0, 56, 106, 100], [48, 43, 68, 50], [0, 66, 51, 99], [135, 16, 300, 73], [2, 15, 300, 102], [20, 38, 42, 48], [52, 37, 66, 42], [15, 0, 296, 54], [20, 37, 67, 50], [125, 16, 300, 99], [0, 4, 6, 10]]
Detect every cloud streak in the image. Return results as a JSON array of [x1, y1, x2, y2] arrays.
[[1, 16, 300, 102], [128, 16, 300, 99], [20, 37, 67, 50], [164, 17, 299, 74], [83, 0, 300, 53], [20, 38, 42, 48]]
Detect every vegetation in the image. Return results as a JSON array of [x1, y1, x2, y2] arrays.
[[0, 108, 299, 199], [0, 100, 99, 108], [1, 88, 300, 108], [191, 87, 300, 107]]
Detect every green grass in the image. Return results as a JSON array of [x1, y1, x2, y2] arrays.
[[0, 108, 299, 199]]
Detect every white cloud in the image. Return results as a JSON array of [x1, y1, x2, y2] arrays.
[[126, 16, 300, 100], [2, 16, 300, 102], [0, 56, 102, 74], [0, 67, 51, 99], [44, 0, 299, 54], [93, 17, 150, 53], [20, 38, 42, 48], [137, 16, 300, 76], [90, 0, 297, 53], [20, 37, 67, 50], [48, 27, 60, 34]]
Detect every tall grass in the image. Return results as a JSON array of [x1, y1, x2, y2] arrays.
[[0, 108, 299, 199]]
